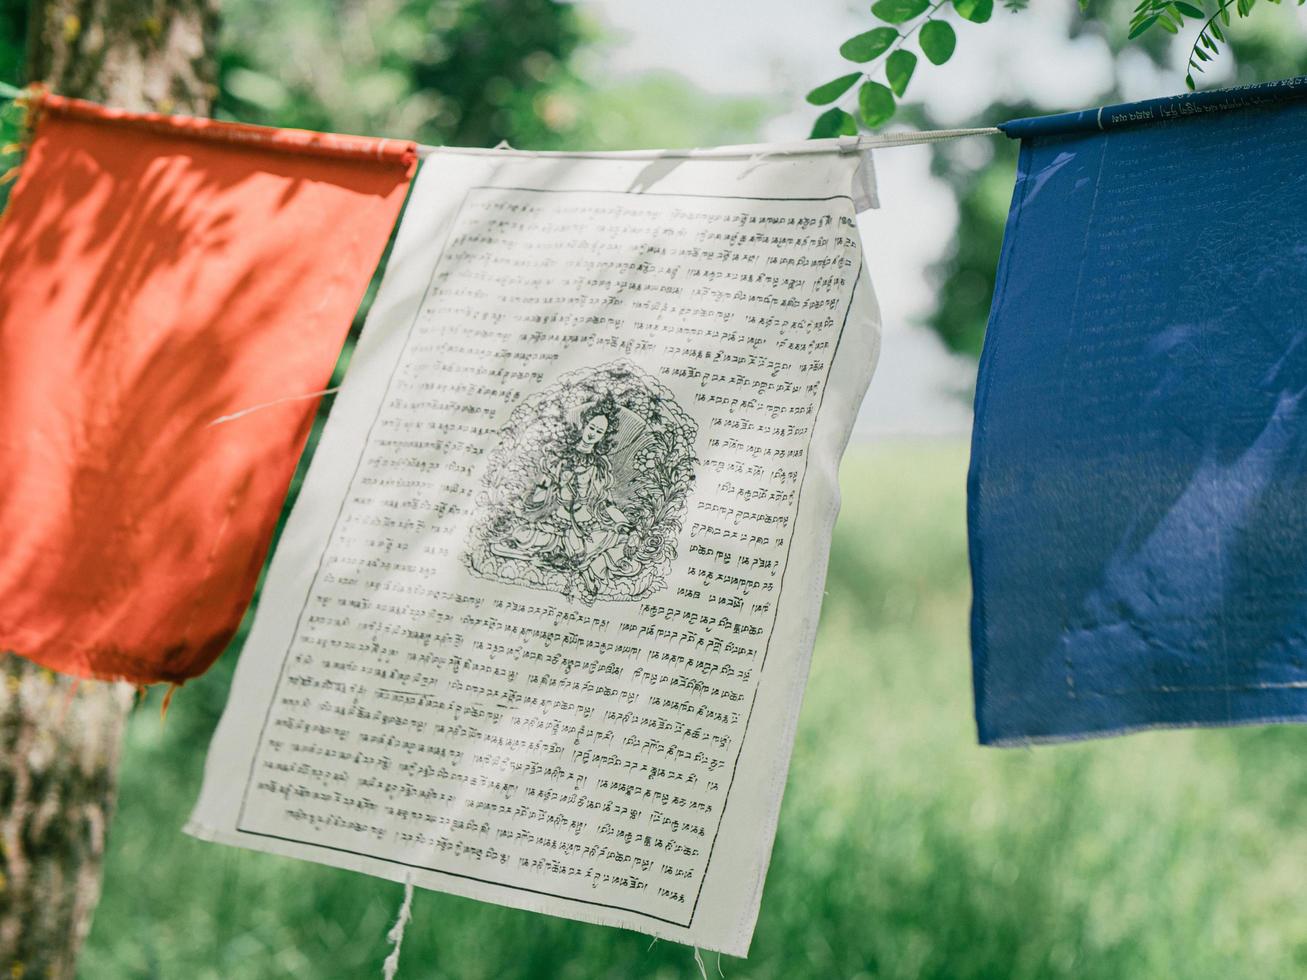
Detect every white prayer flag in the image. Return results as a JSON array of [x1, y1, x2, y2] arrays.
[[187, 141, 881, 956]]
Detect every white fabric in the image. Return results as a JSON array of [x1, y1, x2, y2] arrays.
[[187, 144, 881, 956]]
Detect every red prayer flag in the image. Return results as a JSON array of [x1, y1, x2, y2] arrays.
[[0, 94, 416, 684]]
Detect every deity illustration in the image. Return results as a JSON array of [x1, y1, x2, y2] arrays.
[[464, 360, 698, 603]]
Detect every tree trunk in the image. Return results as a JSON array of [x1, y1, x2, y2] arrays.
[[0, 665, 133, 980], [1, 4, 217, 977], [26, 0, 219, 114]]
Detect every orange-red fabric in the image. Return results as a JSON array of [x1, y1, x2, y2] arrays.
[[0, 95, 416, 684]]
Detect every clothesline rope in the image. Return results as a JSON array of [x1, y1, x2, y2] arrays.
[[856, 126, 1003, 147], [0, 82, 998, 155], [413, 127, 1003, 161]]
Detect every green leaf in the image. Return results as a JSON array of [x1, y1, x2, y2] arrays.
[[1186, 73, 1197, 90], [839, 27, 899, 62], [872, 0, 931, 23], [858, 80, 897, 128], [919, 20, 957, 64], [810, 107, 859, 139], [806, 72, 864, 105], [886, 49, 918, 96], [953, 0, 995, 21], [1173, 1, 1206, 14], [1128, 12, 1159, 34]]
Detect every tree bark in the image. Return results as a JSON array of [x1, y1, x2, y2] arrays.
[[0, 665, 133, 979], [26, 0, 219, 113], [1, 4, 217, 977]]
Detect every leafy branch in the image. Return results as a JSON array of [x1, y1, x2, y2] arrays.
[[808, 0, 988, 136], [1180, 0, 1236, 89], [1129, 0, 1305, 89], [813, 0, 1304, 134]]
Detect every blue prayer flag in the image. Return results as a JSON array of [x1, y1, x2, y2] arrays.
[[970, 78, 1307, 744]]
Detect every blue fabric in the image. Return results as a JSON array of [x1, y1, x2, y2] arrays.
[[998, 76, 1307, 139], [970, 86, 1307, 744]]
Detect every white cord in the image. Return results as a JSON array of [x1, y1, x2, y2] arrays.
[[381, 875, 415, 980], [205, 386, 340, 427], [413, 127, 1001, 161], [859, 126, 1003, 147]]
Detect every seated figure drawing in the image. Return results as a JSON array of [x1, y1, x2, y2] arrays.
[[465, 361, 697, 603]]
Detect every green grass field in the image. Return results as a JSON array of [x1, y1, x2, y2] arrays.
[[81, 442, 1307, 979]]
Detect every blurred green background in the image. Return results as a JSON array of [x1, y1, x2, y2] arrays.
[[3, 0, 1307, 976], [82, 445, 1307, 978]]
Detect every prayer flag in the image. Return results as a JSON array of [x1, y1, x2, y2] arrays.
[[187, 142, 881, 955], [0, 94, 416, 684], [970, 78, 1307, 743]]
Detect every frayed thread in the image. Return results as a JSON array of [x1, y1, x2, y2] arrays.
[[56, 677, 80, 725], [159, 683, 178, 723], [207, 386, 340, 427], [382, 874, 415, 980], [693, 947, 708, 980]]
